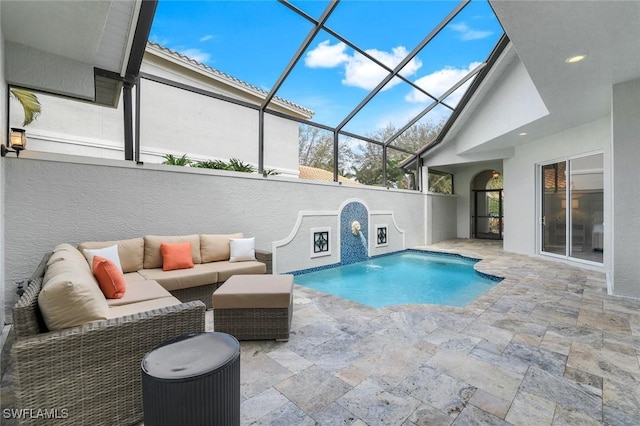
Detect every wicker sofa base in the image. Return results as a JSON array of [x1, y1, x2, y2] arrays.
[[213, 305, 291, 341], [171, 283, 219, 308]]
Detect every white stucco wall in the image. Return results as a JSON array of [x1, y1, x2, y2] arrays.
[[426, 194, 458, 244], [425, 55, 547, 166], [8, 91, 126, 159], [611, 79, 640, 298], [503, 117, 611, 265], [274, 206, 407, 274], [5, 41, 95, 100], [3, 153, 426, 311]]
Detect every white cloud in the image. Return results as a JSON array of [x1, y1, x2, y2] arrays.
[[405, 62, 482, 106], [199, 35, 214, 42], [305, 40, 422, 91], [450, 22, 493, 41], [343, 46, 422, 91], [179, 48, 211, 64], [304, 40, 349, 68]]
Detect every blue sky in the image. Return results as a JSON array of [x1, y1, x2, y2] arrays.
[[150, 0, 503, 137]]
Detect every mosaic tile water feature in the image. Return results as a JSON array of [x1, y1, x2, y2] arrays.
[[340, 201, 368, 265]]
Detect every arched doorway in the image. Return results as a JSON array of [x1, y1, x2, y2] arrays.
[[472, 170, 503, 240]]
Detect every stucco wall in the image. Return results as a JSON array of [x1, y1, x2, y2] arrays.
[[612, 79, 640, 297], [503, 117, 611, 264], [426, 194, 458, 244], [3, 153, 426, 313]]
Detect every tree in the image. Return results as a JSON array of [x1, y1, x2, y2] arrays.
[[351, 120, 445, 188], [298, 124, 354, 173]]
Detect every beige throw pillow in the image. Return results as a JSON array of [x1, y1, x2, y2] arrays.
[[200, 233, 243, 263]]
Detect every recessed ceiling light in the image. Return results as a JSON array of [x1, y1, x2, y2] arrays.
[[518, 132, 527, 136], [565, 54, 587, 64]]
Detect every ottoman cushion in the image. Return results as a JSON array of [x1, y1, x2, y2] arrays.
[[213, 275, 293, 309]]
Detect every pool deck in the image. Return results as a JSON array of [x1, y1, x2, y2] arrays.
[[3, 240, 640, 424]]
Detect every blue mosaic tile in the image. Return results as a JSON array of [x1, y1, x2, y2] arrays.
[[340, 201, 369, 265]]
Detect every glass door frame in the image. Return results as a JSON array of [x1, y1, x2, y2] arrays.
[[537, 152, 604, 266], [473, 189, 504, 240]]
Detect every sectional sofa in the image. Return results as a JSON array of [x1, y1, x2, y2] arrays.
[[10, 233, 271, 425]]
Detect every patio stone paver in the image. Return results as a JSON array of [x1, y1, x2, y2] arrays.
[[3, 239, 640, 425]]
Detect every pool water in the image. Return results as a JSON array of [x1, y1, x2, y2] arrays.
[[293, 251, 501, 308]]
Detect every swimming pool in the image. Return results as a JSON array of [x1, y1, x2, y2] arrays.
[[293, 250, 502, 308]]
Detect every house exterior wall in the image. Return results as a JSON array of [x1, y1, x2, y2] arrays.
[[8, 49, 303, 177], [611, 79, 640, 298], [503, 117, 611, 266], [2, 154, 426, 312], [426, 194, 458, 244]]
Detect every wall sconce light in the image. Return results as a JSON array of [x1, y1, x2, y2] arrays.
[[1, 128, 27, 157], [492, 170, 500, 179]]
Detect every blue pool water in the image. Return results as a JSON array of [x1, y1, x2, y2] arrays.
[[293, 251, 501, 308]]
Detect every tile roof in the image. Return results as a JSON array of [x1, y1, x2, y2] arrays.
[[298, 165, 361, 185], [146, 42, 314, 117]]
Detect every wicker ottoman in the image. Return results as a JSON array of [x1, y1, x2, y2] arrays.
[[212, 274, 293, 341]]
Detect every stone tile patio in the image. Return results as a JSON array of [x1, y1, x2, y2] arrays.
[[2, 239, 640, 425]]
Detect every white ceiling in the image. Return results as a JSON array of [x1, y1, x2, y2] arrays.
[[1, 0, 138, 76], [447, 0, 640, 154]]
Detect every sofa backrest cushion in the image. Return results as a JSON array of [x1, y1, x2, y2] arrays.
[[48, 244, 93, 272], [144, 235, 201, 269], [200, 233, 243, 263], [78, 238, 144, 273], [39, 259, 109, 331]]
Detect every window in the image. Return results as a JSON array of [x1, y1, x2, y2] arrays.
[[540, 153, 603, 264], [428, 169, 453, 194]]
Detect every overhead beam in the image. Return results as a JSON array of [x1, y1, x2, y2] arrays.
[[260, 0, 339, 110], [384, 62, 486, 147]]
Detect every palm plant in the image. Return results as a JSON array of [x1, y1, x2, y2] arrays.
[[263, 168, 280, 176], [192, 159, 231, 170], [227, 158, 256, 173], [10, 88, 42, 126], [161, 153, 191, 166]]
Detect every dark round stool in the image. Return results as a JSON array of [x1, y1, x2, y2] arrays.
[[141, 332, 240, 426]]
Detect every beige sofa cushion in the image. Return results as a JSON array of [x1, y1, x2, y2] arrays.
[[39, 263, 109, 331], [144, 235, 201, 269], [107, 296, 182, 319], [138, 263, 218, 291], [200, 233, 243, 263], [123, 272, 147, 282], [78, 238, 144, 273], [106, 280, 172, 306], [213, 274, 293, 309], [207, 260, 267, 282], [48, 244, 92, 271]]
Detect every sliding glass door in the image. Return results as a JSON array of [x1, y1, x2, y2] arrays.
[[540, 154, 603, 264]]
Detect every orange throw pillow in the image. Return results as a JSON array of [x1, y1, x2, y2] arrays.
[[93, 255, 127, 299], [161, 242, 194, 271]]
